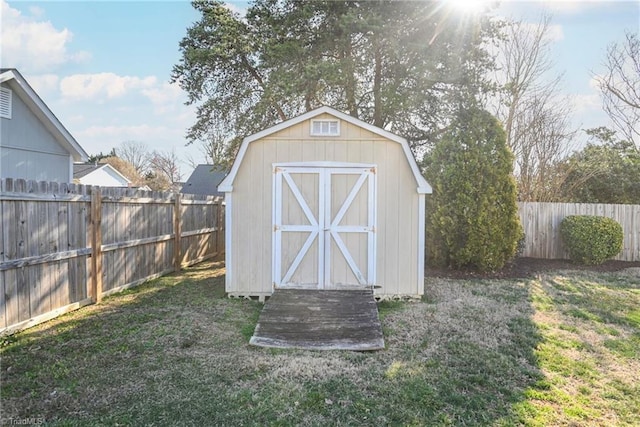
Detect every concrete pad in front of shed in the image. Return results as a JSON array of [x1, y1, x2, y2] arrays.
[[250, 289, 385, 351]]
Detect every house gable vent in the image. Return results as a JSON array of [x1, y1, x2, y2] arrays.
[[0, 87, 11, 119], [310, 119, 340, 136]]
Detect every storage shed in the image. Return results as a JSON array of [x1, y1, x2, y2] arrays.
[[218, 106, 432, 300]]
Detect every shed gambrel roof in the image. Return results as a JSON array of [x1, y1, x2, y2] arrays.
[[218, 106, 432, 194], [0, 68, 88, 162]]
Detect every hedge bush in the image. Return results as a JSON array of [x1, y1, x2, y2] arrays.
[[560, 215, 623, 265]]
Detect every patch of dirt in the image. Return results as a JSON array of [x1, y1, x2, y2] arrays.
[[426, 257, 640, 280]]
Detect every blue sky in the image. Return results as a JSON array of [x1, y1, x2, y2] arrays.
[[1, 0, 639, 178]]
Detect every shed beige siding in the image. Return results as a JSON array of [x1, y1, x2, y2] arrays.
[[228, 114, 421, 297]]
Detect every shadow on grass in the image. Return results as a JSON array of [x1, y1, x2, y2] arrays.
[[0, 260, 265, 425], [521, 269, 640, 424], [1, 265, 549, 426], [540, 271, 640, 363], [364, 279, 545, 426], [542, 271, 640, 328]]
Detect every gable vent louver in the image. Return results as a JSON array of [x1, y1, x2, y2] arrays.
[[311, 119, 340, 136], [0, 87, 12, 119]]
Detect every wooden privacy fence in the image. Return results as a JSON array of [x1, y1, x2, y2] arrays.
[[0, 178, 224, 334], [518, 202, 640, 261]]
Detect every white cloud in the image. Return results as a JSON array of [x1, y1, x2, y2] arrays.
[[78, 123, 169, 140], [589, 75, 602, 90], [75, 107, 195, 143], [25, 73, 59, 93], [141, 81, 182, 105], [28, 5, 44, 17], [68, 114, 85, 123], [546, 24, 564, 42], [0, 0, 90, 72], [60, 73, 158, 100], [141, 81, 187, 114], [571, 93, 601, 113], [498, 0, 611, 15], [540, 0, 606, 15], [75, 122, 200, 176], [504, 21, 564, 42]]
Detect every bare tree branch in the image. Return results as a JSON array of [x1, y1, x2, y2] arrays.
[[149, 149, 183, 191], [596, 31, 640, 150], [115, 141, 151, 175], [493, 15, 577, 201]]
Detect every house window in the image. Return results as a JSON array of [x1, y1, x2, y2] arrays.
[[311, 119, 340, 136], [0, 87, 11, 119]]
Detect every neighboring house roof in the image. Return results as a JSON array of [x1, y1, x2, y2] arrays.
[[218, 106, 432, 194], [73, 163, 132, 187], [0, 68, 88, 162], [73, 163, 103, 179], [181, 164, 227, 196]]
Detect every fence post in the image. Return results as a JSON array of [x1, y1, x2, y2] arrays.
[[174, 192, 182, 272], [90, 187, 103, 303]]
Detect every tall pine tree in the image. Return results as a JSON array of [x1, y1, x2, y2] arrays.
[[171, 0, 499, 158]]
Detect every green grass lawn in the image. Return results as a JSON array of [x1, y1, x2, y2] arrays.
[[1, 261, 638, 426]]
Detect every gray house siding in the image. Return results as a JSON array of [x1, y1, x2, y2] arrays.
[[0, 82, 73, 182], [1, 147, 70, 182]]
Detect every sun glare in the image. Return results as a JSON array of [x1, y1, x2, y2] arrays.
[[448, 0, 487, 14]]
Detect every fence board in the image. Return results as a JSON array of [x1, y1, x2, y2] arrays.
[[68, 257, 77, 309], [29, 263, 44, 317], [4, 269, 18, 326], [16, 266, 29, 322], [3, 199, 16, 261], [55, 261, 66, 312], [1, 179, 225, 334], [518, 202, 640, 261]]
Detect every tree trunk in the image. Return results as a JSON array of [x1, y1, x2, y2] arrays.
[[373, 40, 383, 127], [344, 43, 358, 118], [241, 54, 287, 121]]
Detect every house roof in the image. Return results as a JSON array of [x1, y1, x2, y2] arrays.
[[73, 163, 132, 184], [0, 68, 88, 162], [218, 106, 432, 194], [73, 163, 101, 179], [181, 164, 227, 196]]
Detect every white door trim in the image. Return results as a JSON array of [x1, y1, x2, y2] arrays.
[[273, 166, 324, 289], [272, 163, 376, 290]]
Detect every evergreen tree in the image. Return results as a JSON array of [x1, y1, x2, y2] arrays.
[[171, 0, 499, 155], [423, 107, 522, 271], [87, 148, 116, 164], [560, 127, 640, 204]]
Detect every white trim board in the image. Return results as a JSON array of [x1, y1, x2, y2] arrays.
[[224, 192, 233, 293], [417, 194, 426, 296]]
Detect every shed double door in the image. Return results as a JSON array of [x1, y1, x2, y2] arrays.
[[273, 165, 376, 290]]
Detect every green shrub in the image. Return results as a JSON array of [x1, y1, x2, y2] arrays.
[[560, 215, 623, 265], [423, 107, 523, 272]]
